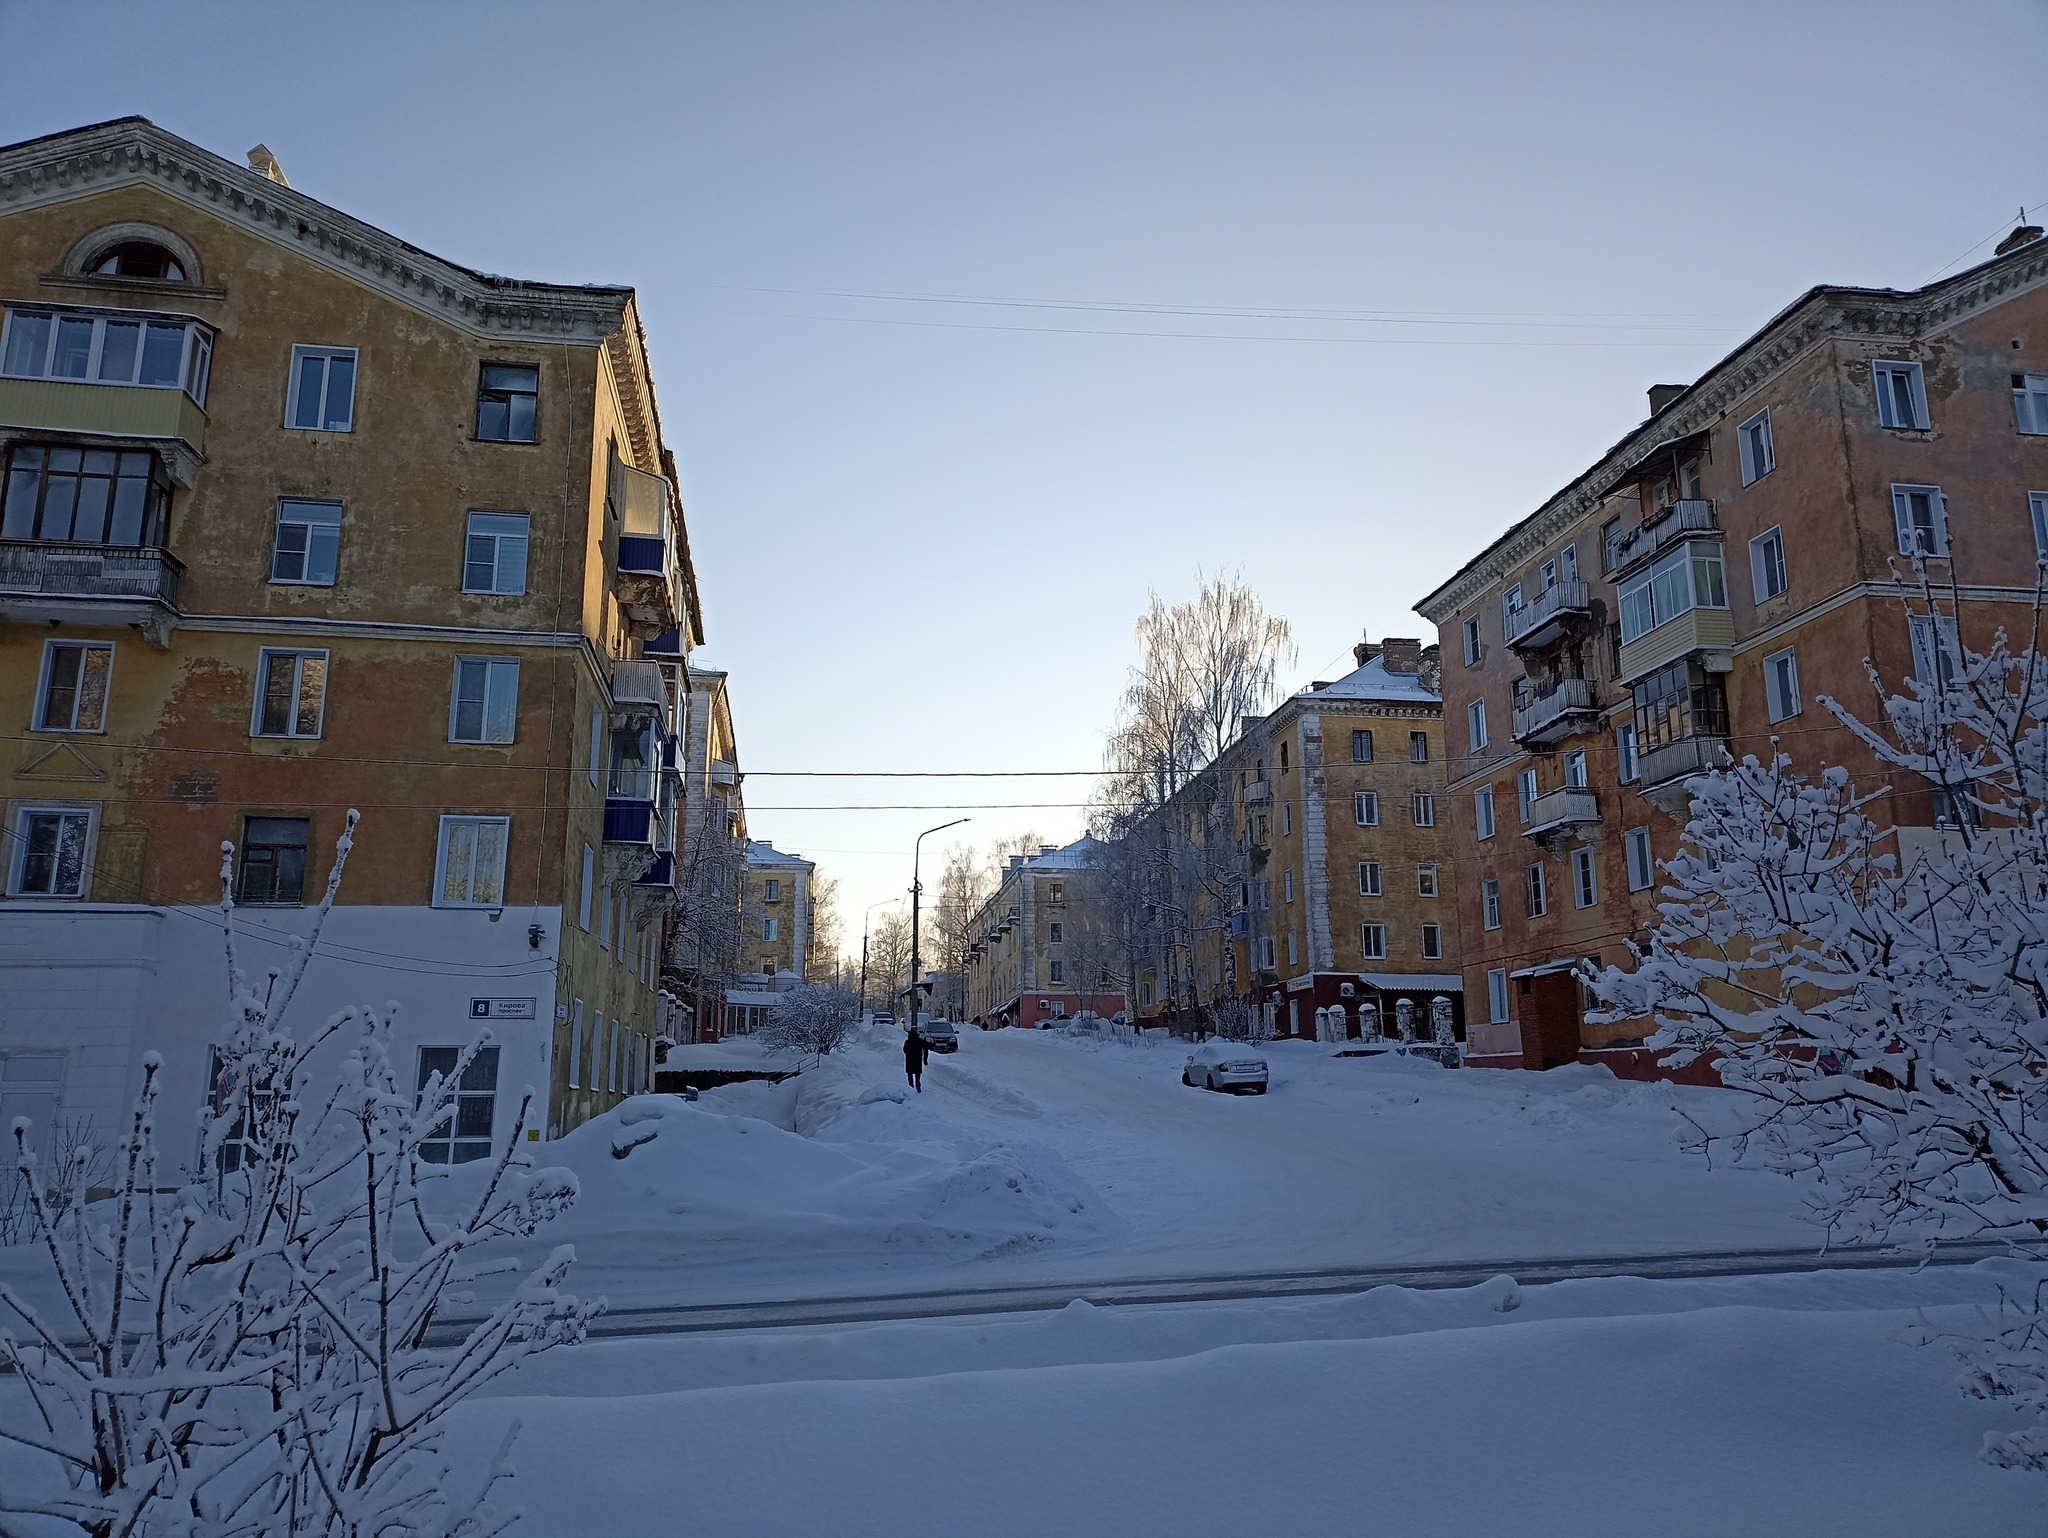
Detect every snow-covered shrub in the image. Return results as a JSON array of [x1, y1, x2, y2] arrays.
[[0, 812, 599, 1534], [760, 982, 861, 1056], [1586, 580, 2048, 1468]]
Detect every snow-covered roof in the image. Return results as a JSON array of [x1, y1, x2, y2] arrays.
[[1359, 973, 1464, 992], [745, 841, 813, 870], [1298, 654, 1440, 705]]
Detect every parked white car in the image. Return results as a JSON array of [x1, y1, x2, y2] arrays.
[[1182, 1039, 1269, 1094]]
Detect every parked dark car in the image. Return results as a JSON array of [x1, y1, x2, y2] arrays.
[[919, 1020, 960, 1053]]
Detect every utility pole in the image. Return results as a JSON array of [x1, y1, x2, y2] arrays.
[[858, 896, 899, 1019], [909, 818, 969, 1039]]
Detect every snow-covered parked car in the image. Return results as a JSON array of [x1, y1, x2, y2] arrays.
[[918, 1020, 959, 1053], [1182, 1039, 1269, 1094]]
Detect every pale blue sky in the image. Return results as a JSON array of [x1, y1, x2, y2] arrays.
[[3, 0, 2043, 936]]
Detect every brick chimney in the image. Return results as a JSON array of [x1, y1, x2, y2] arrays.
[[1417, 643, 1442, 694], [1996, 222, 2046, 257], [1647, 383, 1687, 415], [1352, 637, 1383, 668], [1380, 637, 1423, 676]]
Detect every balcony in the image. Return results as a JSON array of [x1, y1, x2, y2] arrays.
[[1512, 678, 1600, 747], [1635, 734, 1730, 799], [1617, 605, 1736, 685], [1241, 779, 1271, 805], [613, 462, 682, 638], [1521, 786, 1600, 843], [0, 540, 182, 644], [1504, 579, 1594, 651], [1607, 499, 1716, 576]]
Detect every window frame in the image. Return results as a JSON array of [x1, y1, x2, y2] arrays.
[[1487, 967, 1509, 1023], [1354, 790, 1380, 827], [1417, 862, 1438, 898], [1467, 699, 1487, 753], [1411, 792, 1435, 828], [33, 640, 113, 734], [285, 344, 359, 433], [1517, 766, 1539, 822], [1764, 646, 1801, 723], [1572, 846, 1597, 909], [0, 306, 214, 405], [235, 814, 312, 906], [432, 814, 511, 910], [462, 511, 531, 596], [2031, 492, 2048, 558], [416, 1045, 499, 1164], [1358, 860, 1382, 897], [1617, 722, 1638, 785], [1360, 922, 1387, 962], [474, 362, 540, 444], [1420, 921, 1443, 960], [1526, 861, 1548, 919], [1474, 785, 1496, 840], [1481, 878, 1501, 931], [1351, 728, 1374, 763], [250, 648, 329, 739], [1873, 360, 1930, 430], [1738, 407, 1775, 484], [1890, 483, 1950, 558], [1626, 826, 1655, 892], [1749, 526, 1787, 603], [269, 499, 343, 587], [449, 656, 520, 745], [1563, 748, 1587, 789], [1410, 731, 1430, 764], [6, 801, 98, 899], [568, 1001, 584, 1089], [2, 443, 172, 547], [1618, 540, 1729, 644], [1462, 615, 1482, 666], [2017, 373, 2048, 436]]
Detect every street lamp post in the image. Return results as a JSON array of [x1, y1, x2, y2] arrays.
[[908, 817, 969, 1040], [858, 896, 900, 1020]]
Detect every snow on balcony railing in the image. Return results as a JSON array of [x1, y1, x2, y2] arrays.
[[1503, 580, 1592, 649]]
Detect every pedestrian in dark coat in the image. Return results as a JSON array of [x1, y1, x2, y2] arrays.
[[903, 1027, 928, 1092]]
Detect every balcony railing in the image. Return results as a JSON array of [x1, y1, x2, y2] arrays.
[[0, 540, 183, 641], [1241, 779, 1271, 805], [1504, 579, 1593, 650], [1607, 499, 1716, 575], [1636, 733, 1730, 794], [1522, 786, 1600, 839], [1511, 678, 1599, 746]]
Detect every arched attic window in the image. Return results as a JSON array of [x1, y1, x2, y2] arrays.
[[62, 224, 203, 287], [89, 241, 185, 281]]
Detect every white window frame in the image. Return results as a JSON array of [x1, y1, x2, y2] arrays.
[[1354, 790, 1379, 827], [1563, 749, 1587, 789], [1738, 407, 1775, 484], [1618, 541, 1728, 643], [1526, 861, 1548, 919], [1502, 584, 1524, 631], [1482, 878, 1501, 931], [463, 511, 531, 596], [1764, 647, 1801, 723], [763, 916, 779, 942], [1572, 846, 1597, 909], [579, 843, 595, 930], [1284, 932, 1296, 967], [6, 801, 98, 899], [1462, 615, 1482, 666], [1281, 801, 1293, 836], [34, 640, 113, 734], [599, 880, 613, 950], [1358, 860, 1382, 897], [269, 499, 343, 587], [2031, 492, 2048, 558], [432, 815, 510, 910], [1475, 785, 1496, 840], [1360, 922, 1387, 962], [1891, 483, 1950, 558], [416, 1044, 498, 1164], [1412, 792, 1435, 828], [1873, 360, 1929, 430], [1617, 722, 1638, 785], [2017, 373, 2048, 436], [1468, 699, 1488, 752], [1420, 922, 1442, 960], [250, 649, 328, 739], [1518, 767, 1539, 823], [764, 877, 781, 902], [449, 657, 519, 744], [1410, 731, 1430, 764], [1417, 862, 1438, 898], [1283, 868, 1294, 903], [1351, 728, 1374, 763], [1910, 614, 1961, 691], [1626, 826, 1655, 892], [0, 306, 213, 404], [285, 344, 358, 432], [1561, 544, 1579, 582], [1749, 527, 1788, 603], [1487, 967, 1509, 1024]]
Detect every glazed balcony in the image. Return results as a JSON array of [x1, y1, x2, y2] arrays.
[[612, 462, 682, 638], [1504, 579, 1594, 652], [0, 539, 183, 644], [1617, 605, 1736, 685], [0, 304, 214, 476], [1521, 786, 1600, 843], [1512, 678, 1600, 747]]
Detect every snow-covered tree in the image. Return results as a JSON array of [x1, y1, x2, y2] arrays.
[[0, 813, 599, 1534], [1586, 578, 2048, 1468], [760, 983, 861, 1057]]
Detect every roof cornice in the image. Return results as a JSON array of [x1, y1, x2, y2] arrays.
[[0, 119, 632, 345], [1413, 239, 2048, 622]]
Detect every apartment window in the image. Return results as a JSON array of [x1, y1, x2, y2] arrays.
[[252, 649, 328, 738], [1518, 767, 1539, 822], [475, 364, 539, 442], [268, 499, 344, 586], [1467, 700, 1488, 753], [1412, 792, 1435, 827], [1049, 881, 1065, 904], [1626, 827, 1655, 892], [1891, 485, 1949, 558], [1502, 584, 1524, 631], [1, 444, 171, 546], [1358, 861, 1382, 897], [464, 512, 530, 595], [1482, 878, 1501, 931], [1564, 749, 1588, 789], [763, 917, 778, 942], [1750, 527, 1788, 603], [1617, 722, 1638, 785], [236, 816, 310, 904], [34, 641, 111, 733], [7, 804, 94, 898], [1526, 862, 1548, 918], [2017, 373, 2048, 435], [416, 1046, 498, 1164], [1572, 846, 1597, 909], [1764, 647, 1801, 723], [1738, 408, 1775, 484], [1047, 955, 1066, 984], [1410, 731, 1430, 763], [450, 657, 519, 744], [0, 307, 211, 403], [1257, 935, 1276, 970], [1487, 967, 1509, 1023], [1354, 791, 1380, 826], [1420, 922, 1443, 960], [1418, 862, 1439, 898], [1283, 869, 1295, 903], [1931, 785, 1982, 830], [2032, 492, 2048, 557], [1281, 802, 1293, 836], [1618, 541, 1728, 644], [1909, 614, 1961, 691], [568, 1001, 584, 1088], [1873, 360, 1929, 430], [1351, 729, 1374, 763], [1474, 785, 1496, 840], [1462, 615, 1481, 666], [1632, 659, 1730, 753], [1360, 923, 1387, 961], [763, 878, 782, 903], [599, 881, 613, 950], [286, 346, 357, 432], [579, 843, 594, 930], [1601, 516, 1623, 573], [588, 705, 603, 788], [434, 815, 509, 909], [1540, 559, 1557, 591], [1284, 932, 1296, 967], [1049, 920, 1064, 942], [1561, 544, 1578, 583]]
